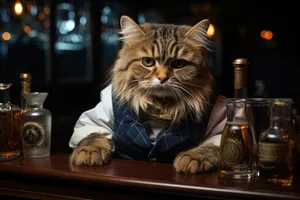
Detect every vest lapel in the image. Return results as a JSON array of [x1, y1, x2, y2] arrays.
[[113, 101, 153, 150], [149, 115, 205, 158]]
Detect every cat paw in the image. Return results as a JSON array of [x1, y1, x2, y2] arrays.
[[70, 133, 112, 166], [173, 143, 219, 174]]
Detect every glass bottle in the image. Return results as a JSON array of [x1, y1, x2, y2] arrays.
[[19, 73, 32, 110], [259, 98, 296, 186], [233, 58, 249, 99], [19, 92, 52, 157], [219, 98, 254, 179], [0, 83, 21, 161]]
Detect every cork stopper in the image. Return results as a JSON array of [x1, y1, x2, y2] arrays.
[[233, 58, 249, 65], [19, 73, 32, 82], [233, 58, 249, 90]]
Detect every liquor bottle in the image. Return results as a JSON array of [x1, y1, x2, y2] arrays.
[[0, 83, 21, 161], [19, 73, 32, 110], [219, 98, 254, 180], [259, 99, 296, 186], [233, 58, 249, 99], [19, 92, 52, 157]]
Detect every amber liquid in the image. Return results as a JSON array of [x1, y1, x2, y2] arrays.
[[0, 109, 21, 161], [259, 140, 295, 186], [219, 122, 254, 179]]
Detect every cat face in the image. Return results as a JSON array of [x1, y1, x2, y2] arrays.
[[111, 16, 214, 121]]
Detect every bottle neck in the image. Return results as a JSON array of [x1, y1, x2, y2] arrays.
[[20, 81, 31, 109], [20, 81, 31, 93], [0, 88, 10, 104], [270, 104, 291, 126], [235, 88, 247, 99], [234, 65, 248, 99], [226, 100, 248, 124], [27, 103, 43, 109]]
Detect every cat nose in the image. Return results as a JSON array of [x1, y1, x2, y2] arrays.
[[158, 76, 168, 84]]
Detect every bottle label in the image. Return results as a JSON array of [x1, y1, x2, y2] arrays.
[[259, 142, 288, 162], [23, 122, 45, 147], [223, 138, 244, 166]]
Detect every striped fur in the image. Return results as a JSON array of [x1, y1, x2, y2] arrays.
[[110, 16, 213, 123], [71, 16, 219, 174], [70, 133, 112, 166]]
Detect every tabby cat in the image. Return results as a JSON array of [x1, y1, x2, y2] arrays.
[[69, 16, 226, 174]]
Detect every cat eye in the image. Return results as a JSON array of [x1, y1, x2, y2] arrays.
[[142, 57, 155, 67], [171, 59, 186, 68]]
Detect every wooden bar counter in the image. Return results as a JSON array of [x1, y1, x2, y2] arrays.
[[0, 153, 299, 200]]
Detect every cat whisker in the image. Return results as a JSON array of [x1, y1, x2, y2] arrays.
[[172, 82, 213, 107], [117, 81, 139, 99], [173, 87, 193, 114], [171, 88, 187, 122], [178, 80, 214, 92], [121, 84, 144, 102], [171, 88, 180, 106], [196, 91, 214, 107], [172, 83, 198, 101], [129, 83, 153, 101]]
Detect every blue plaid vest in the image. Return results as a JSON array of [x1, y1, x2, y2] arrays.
[[112, 96, 215, 163]]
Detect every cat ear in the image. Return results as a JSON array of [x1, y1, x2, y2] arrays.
[[185, 19, 210, 48], [120, 15, 145, 41]]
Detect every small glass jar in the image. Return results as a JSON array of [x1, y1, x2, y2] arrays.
[[19, 92, 52, 158]]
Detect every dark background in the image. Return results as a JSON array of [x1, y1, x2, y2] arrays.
[[0, 0, 299, 153]]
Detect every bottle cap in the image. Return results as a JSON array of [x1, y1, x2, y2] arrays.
[[0, 83, 12, 90], [19, 73, 32, 81], [233, 58, 249, 65]]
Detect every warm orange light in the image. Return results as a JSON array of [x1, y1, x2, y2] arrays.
[[24, 25, 31, 33], [44, 7, 50, 15], [38, 13, 45, 20], [260, 30, 266, 38], [264, 31, 273, 40], [207, 23, 215, 37], [14, 1, 23, 15], [2, 32, 11, 41], [260, 29, 273, 40]]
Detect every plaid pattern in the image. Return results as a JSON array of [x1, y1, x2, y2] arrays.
[[112, 97, 214, 163]]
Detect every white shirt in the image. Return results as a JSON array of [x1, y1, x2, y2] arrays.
[[69, 84, 227, 150]]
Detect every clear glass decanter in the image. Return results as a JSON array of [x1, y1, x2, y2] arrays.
[[219, 98, 254, 180], [0, 83, 21, 161], [20, 92, 52, 157]]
